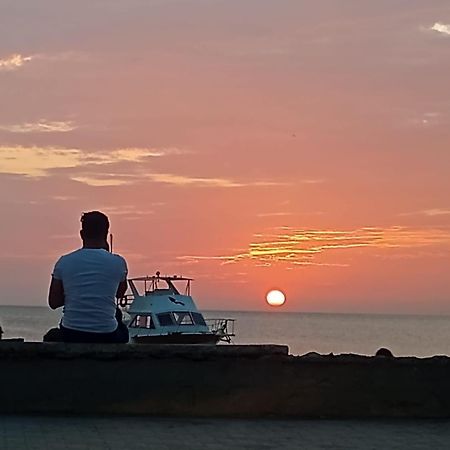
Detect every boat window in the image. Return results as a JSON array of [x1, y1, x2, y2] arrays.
[[130, 315, 155, 329], [157, 313, 175, 326], [191, 312, 207, 326], [173, 312, 194, 325]]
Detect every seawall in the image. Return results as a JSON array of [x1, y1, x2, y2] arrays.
[[1, 342, 449, 418]]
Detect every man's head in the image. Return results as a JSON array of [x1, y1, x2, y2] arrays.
[[80, 211, 109, 243]]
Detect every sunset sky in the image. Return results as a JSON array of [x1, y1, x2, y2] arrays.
[[1, 1, 450, 313]]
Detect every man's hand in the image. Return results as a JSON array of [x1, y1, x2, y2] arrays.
[[48, 277, 65, 309]]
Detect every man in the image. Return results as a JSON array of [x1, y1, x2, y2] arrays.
[[46, 211, 129, 343]]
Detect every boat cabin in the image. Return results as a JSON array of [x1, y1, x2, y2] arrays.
[[120, 274, 235, 344]]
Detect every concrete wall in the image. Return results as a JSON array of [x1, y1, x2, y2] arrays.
[[1, 342, 450, 418]]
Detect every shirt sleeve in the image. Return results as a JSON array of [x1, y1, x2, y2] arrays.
[[52, 257, 64, 280]]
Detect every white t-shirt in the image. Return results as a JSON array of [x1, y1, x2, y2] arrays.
[[52, 248, 128, 333]]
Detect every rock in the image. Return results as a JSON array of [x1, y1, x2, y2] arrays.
[[375, 347, 394, 357]]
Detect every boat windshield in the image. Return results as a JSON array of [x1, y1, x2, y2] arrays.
[[173, 312, 193, 325], [156, 311, 207, 327]]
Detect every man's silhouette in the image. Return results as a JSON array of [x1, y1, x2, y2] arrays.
[[45, 211, 129, 343]]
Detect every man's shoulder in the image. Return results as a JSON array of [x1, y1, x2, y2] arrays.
[[52, 249, 83, 277], [56, 249, 127, 267], [110, 252, 127, 266], [56, 249, 83, 263], [96, 251, 127, 268]]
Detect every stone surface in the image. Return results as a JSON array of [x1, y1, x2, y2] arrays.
[[1, 342, 450, 418]]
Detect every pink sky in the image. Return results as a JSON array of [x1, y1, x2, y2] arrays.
[[1, 1, 450, 313]]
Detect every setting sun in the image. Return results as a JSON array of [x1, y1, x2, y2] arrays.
[[266, 290, 286, 307]]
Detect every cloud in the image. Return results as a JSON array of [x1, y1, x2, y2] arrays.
[[0, 145, 286, 189], [0, 51, 88, 73], [401, 208, 450, 217], [430, 23, 450, 36], [142, 174, 288, 188], [0, 120, 77, 133], [0, 146, 81, 176], [71, 176, 130, 187], [422, 209, 450, 216], [107, 147, 183, 161], [144, 173, 242, 188], [257, 212, 293, 218], [177, 226, 450, 268], [0, 54, 33, 71], [52, 195, 78, 201], [0, 146, 182, 177], [72, 173, 286, 188]]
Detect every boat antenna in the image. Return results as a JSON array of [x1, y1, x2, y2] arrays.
[[109, 233, 113, 253]]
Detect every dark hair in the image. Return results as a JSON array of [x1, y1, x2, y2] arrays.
[[81, 211, 109, 239]]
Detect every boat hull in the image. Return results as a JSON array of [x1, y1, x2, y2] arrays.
[[132, 333, 221, 345]]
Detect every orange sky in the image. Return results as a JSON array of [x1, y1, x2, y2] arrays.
[[1, 1, 450, 313]]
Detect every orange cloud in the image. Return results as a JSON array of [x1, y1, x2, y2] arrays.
[[0, 120, 76, 133], [178, 226, 450, 268], [0, 54, 33, 71], [0, 145, 183, 177], [0, 145, 288, 188]]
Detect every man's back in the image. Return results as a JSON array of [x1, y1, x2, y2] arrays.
[[53, 248, 127, 333]]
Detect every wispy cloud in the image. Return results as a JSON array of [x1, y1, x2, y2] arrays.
[[257, 212, 293, 218], [0, 54, 33, 71], [73, 173, 287, 188], [0, 145, 286, 189], [401, 208, 450, 217], [52, 195, 78, 201], [145, 173, 242, 188], [422, 209, 450, 217], [0, 51, 88, 75], [0, 146, 183, 177], [430, 22, 450, 36], [177, 226, 450, 268], [0, 146, 81, 176], [108, 147, 184, 161], [143, 173, 284, 188], [71, 176, 130, 187], [0, 120, 77, 133]]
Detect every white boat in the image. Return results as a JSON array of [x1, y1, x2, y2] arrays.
[[118, 273, 235, 345]]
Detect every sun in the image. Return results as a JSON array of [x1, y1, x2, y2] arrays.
[[266, 289, 286, 307]]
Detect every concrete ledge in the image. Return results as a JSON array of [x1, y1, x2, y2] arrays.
[[1, 342, 450, 418], [0, 342, 288, 359]]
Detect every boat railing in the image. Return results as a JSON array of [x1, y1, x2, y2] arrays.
[[117, 294, 133, 308], [205, 318, 235, 343]]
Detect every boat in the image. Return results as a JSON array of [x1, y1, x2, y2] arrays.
[[118, 272, 235, 345]]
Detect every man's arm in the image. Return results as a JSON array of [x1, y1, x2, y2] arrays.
[[116, 256, 128, 300], [116, 279, 128, 299], [48, 277, 65, 310]]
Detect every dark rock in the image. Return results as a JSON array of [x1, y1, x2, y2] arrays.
[[375, 347, 394, 357]]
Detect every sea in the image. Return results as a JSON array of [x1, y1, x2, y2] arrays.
[[1, 305, 450, 357]]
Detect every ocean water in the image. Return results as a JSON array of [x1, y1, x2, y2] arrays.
[[1, 305, 450, 357]]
